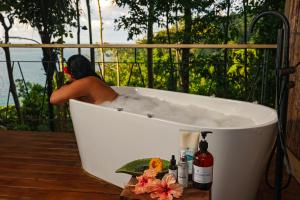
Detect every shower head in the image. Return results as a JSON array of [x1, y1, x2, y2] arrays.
[[249, 11, 290, 35]]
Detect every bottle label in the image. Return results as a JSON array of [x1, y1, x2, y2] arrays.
[[193, 165, 213, 184], [168, 169, 178, 180], [185, 149, 194, 175], [178, 162, 188, 187]]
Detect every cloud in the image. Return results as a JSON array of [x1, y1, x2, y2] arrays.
[[0, 0, 131, 44]]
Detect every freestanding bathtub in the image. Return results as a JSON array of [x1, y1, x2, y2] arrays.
[[70, 86, 277, 200]]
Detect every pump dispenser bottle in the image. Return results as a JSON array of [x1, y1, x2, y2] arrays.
[[193, 131, 213, 190]]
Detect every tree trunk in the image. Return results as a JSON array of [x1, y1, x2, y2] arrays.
[[220, 0, 231, 98], [286, 0, 300, 160], [166, 9, 176, 91], [180, 2, 192, 93], [3, 48, 22, 120], [97, 0, 105, 79], [243, 0, 248, 98], [175, 7, 181, 90], [40, 32, 56, 131], [0, 14, 22, 122], [76, 0, 81, 54], [147, 0, 154, 88], [86, 0, 95, 70], [115, 49, 120, 86]]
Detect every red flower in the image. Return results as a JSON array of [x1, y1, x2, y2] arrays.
[[149, 174, 183, 200], [63, 66, 71, 75], [132, 169, 158, 194]]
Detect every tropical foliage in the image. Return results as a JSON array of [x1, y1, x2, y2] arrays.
[[0, 0, 285, 131]]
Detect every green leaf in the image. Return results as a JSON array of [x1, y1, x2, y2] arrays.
[[115, 158, 169, 177]]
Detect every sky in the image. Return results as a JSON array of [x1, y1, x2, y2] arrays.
[[0, 0, 246, 45], [0, 0, 136, 44]]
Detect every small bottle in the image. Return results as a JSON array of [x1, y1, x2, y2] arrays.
[[168, 155, 178, 180], [178, 150, 188, 188], [193, 131, 214, 190], [185, 147, 194, 181]]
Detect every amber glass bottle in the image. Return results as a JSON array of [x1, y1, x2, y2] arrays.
[[192, 131, 213, 190]]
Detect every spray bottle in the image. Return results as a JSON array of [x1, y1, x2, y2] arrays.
[[193, 131, 213, 190]]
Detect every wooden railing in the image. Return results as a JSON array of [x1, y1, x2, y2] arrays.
[[0, 43, 277, 49]]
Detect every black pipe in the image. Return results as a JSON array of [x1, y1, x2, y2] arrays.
[[249, 11, 291, 200]]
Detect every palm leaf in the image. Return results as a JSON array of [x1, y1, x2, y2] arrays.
[[115, 158, 170, 177]]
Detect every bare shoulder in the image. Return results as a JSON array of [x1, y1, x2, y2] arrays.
[[75, 76, 97, 83], [71, 76, 101, 86]]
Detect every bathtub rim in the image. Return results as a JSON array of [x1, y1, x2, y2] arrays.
[[69, 92, 277, 131], [111, 86, 278, 129]]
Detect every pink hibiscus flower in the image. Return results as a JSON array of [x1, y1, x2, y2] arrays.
[[149, 174, 183, 200], [132, 169, 158, 194]]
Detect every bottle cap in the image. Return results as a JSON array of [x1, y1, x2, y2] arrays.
[[170, 155, 176, 165], [201, 131, 212, 140], [200, 131, 212, 152], [180, 150, 187, 162]]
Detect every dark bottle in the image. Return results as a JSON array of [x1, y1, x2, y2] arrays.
[[168, 155, 178, 180], [193, 131, 213, 190]]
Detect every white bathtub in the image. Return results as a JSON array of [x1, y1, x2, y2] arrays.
[[70, 86, 277, 200]]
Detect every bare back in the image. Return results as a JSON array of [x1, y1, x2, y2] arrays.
[[50, 76, 118, 105]]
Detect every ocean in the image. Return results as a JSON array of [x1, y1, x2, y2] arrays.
[[0, 48, 96, 106]]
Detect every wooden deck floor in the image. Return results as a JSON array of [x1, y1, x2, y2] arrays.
[[0, 130, 121, 200], [0, 130, 299, 200]]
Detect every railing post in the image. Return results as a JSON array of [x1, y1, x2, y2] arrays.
[[116, 49, 120, 86]]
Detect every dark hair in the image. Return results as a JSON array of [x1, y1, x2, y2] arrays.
[[66, 54, 102, 80]]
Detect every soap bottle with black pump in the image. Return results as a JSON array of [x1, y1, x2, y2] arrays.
[[168, 155, 178, 180], [193, 131, 213, 190]]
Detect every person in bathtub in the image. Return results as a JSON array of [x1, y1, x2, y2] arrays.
[[50, 54, 118, 105]]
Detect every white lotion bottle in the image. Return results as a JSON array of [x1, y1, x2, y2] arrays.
[[177, 150, 188, 188]]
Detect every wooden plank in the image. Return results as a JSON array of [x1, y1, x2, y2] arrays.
[[0, 150, 79, 160], [0, 156, 81, 167], [286, 0, 300, 159], [0, 146, 79, 155], [288, 149, 300, 184], [0, 162, 82, 174], [0, 130, 122, 199], [0, 186, 120, 200], [0, 130, 74, 137], [0, 170, 101, 184], [0, 176, 120, 194]]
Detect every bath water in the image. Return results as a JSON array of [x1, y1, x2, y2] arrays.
[[101, 94, 255, 128]]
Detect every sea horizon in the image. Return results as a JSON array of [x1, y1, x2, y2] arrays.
[[0, 48, 106, 106]]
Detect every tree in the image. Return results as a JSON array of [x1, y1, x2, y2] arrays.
[[222, 0, 231, 97], [76, 0, 81, 54], [97, 0, 105, 78], [158, 0, 177, 91], [177, 0, 192, 93], [13, 0, 76, 131], [0, 0, 22, 122], [114, 0, 159, 88], [176, 0, 214, 92], [85, 0, 95, 70]]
